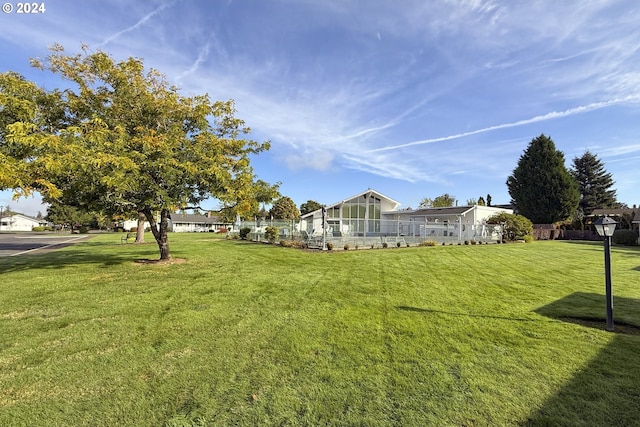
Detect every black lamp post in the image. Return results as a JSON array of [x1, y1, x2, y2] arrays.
[[593, 216, 617, 331]]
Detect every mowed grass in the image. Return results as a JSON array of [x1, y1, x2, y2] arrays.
[[1, 234, 639, 426]]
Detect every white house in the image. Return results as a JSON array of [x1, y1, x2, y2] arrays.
[[299, 189, 512, 245], [0, 213, 48, 232], [169, 213, 229, 232]]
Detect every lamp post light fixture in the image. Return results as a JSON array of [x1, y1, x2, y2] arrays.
[[593, 216, 617, 332]]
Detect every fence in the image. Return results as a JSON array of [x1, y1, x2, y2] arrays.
[[230, 219, 504, 249]]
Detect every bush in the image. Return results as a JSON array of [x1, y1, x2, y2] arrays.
[[343, 243, 350, 251], [78, 226, 90, 234], [464, 240, 470, 245], [382, 242, 388, 248], [326, 242, 334, 251], [280, 239, 307, 249], [217, 227, 228, 234], [130, 226, 138, 232], [420, 240, 437, 247], [486, 212, 534, 242], [31, 226, 51, 232], [523, 235, 534, 243], [265, 226, 278, 243], [470, 240, 477, 245], [239, 227, 251, 240], [396, 242, 401, 248], [612, 229, 638, 246]]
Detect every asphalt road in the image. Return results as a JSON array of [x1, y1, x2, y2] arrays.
[[0, 233, 90, 257]]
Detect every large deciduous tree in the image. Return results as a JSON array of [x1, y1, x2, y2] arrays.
[[506, 134, 579, 224], [300, 200, 322, 216], [419, 193, 456, 208], [0, 45, 274, 259], [269, 196, 300, 220], [571, 150, 617, 215]]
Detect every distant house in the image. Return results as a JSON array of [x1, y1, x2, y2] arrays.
[[169, 213, 230, 233], [590, 207, 639, 231], [0, 213, 48, 232]]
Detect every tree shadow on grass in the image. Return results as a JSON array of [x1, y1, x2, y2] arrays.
[[0, 241, 161, 274], [523, 292, 640, 426]]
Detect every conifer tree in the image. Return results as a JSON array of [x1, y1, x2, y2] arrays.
[[571, 150, 617, 215], [506, 134, 579, 223]]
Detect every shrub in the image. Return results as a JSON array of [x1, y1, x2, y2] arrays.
[[470, 240, 477, 245], [217, 227, 228, 234], [31, 226, 51, 232], [239, 227, 251, 240], [343, 243, 350, 251], [612, 229, 638, 246], [265, 226, 278, 243], [382, 242, 388, 248], [130, 226, 138, 232], [355, 244, 359, 250], [486, 212, 534, 242], [280, 239, 307, 249], [78, 226, 90, 234], [523, 235, 534, 243], [464, 240, 470, 245], [370, 244, 375, 249], [326, 242, 334, 251], [420, 240, 437, 247], [396, 242, 401, 248]]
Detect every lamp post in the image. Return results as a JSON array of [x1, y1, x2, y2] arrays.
[[593, 216, 617, 332]]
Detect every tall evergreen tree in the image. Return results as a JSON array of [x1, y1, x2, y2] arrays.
[[506, 134, 579, 223], [571, 150, 617, 215]]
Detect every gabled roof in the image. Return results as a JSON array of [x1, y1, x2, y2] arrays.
[[590, 207, 638, 217], [300, 189, 401, 218], [3, 212, 47, 223]]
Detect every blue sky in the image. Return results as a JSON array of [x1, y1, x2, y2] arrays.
[[2, 0, 639, 216]]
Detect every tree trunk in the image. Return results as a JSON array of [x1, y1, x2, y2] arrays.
[[135, 211, 145, 243], [143, 208, 171, 260]]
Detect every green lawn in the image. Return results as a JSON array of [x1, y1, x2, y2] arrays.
[[1, 234, 639, 426]]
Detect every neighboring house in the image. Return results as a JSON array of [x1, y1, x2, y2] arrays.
[[299, 189, 512, 243], [590, 207, 639, 231], [0, 213, 48, 232], [169, 213, 230, 232]]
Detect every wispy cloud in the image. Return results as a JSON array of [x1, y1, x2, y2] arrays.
[[366, 97, 640, 153]]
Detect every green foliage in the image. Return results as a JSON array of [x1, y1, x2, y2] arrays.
[[420, 240, 437, 246], [571, 150, 617, 215], [343, 243, 350, 251], [239, 227, 251, 240], [326, 242, 334, 251], [477, 196, 486, 206], [396, 242, 401, 248], [506, 134, 579, 223], [1, 45, 274, 259], [486, 212, 534, 241], [299, 200, 322, 216], [382, 242, 388, 248], [269, 196, 300, 220], [265, 226, 278, 243], [420, 194, 457, 208], [612, 230, 638, 246], [31, 226, 52, 232]]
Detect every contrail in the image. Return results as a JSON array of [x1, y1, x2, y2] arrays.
[[366, 97, 639, 153], [98, 1, 177, 47]]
